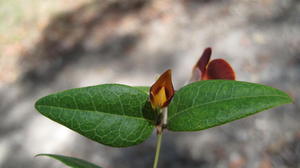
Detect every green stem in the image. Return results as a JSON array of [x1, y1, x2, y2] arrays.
[[153, 132, 163, 168]]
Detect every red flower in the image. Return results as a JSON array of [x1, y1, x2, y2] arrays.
[[191, 47, 235, 81]]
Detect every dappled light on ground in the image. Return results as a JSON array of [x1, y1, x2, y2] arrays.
[[0, 0, 299, 167]]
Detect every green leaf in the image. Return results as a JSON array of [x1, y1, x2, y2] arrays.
[[134, 86, 150, 94], [35, 84, 155, 147], [168, 80, 292, 131], [36, 154, 102, 168]]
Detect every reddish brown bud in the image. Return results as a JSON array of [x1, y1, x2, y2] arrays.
[[150, 69, 175, 109]]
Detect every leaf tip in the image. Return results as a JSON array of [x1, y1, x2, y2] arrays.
[[286, 93, 294, 104], [35, 153, 49, 158], [34, 97, 44, 111]]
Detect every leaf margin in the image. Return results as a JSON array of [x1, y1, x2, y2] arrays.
[[36, 153, 103, 168], [167, 80, 293, 131], [35, 84, 156, 147]]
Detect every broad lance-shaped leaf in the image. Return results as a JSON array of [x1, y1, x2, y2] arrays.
[[168, 80, 292, 131], [36, 154, 102, 168], [35, 84, 156, 147]]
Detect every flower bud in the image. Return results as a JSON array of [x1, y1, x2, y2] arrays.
[[150, 69, 174, 110]]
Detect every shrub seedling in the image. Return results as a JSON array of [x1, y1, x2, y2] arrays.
[[35, 48, 292, 168]]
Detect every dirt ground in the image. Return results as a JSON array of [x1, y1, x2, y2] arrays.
[[0, 0, 299, 168]]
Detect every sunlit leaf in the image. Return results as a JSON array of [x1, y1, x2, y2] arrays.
[[168, 80, 292, 131], [35, 84, 155, 147], [134, 86, 150, 94]]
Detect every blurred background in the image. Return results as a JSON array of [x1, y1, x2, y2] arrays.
[[0, 0, 299, 167]]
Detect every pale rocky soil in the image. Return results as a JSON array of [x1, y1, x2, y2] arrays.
[[0, 0, 299, 168]]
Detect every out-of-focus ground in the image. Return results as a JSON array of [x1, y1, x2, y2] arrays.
[[0, 0, 299, 167]]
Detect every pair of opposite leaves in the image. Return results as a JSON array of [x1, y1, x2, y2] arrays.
[[35, 47, 292, 148], [150, 47, 235, 110]]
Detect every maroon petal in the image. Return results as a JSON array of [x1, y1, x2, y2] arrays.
[[205, 59, 235, 80]]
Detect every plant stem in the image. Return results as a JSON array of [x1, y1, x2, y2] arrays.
[[153, 132, 163, 168]]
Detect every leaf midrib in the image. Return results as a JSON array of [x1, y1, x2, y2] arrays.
[[36, 104, 154, 123], [168, 94, 290, 121]]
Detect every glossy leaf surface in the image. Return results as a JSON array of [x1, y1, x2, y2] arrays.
[[35, 84, 155, 147], [134, 86, 150, 94], [36, 154, 102, 168], [168, 80, 292, 131]]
